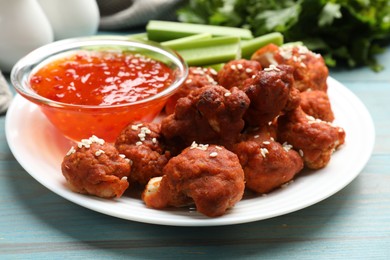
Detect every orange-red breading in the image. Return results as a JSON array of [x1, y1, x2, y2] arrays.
[[300, 90, 335, 122], [165, 67, 218, 115], [285, 86, 301, 112], [161, 85, 250, 151], [217, 59, 262, 90], [277, 106, 345, 169], [115, 122, 170, 186], [142, 144, 245, 217], [233, 133, 303, 194], [61, 135, 131, 198], [242, 64, 297, 127], [252, 43, 329, 92]]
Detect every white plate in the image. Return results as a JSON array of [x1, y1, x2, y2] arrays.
[[5, 77, 375, 226]]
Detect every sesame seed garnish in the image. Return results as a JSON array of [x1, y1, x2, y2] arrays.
[[245, 68, 253, 73], [66, 146, 76, 156], [190, 141, 198, 149], [237, 64, 243, 70], [121, 176, 128, 181], [209, 68, 218, 75], [152, 138, 157, 144], [215, 146, 223, 150], [192, 68, 205, 75], [197, 144, 209, 151], [206, 75, 217, 84], [185, 79, 193, 84], [263, 141, 271, 145], [260, 148, 269, 158], [268, 64, 280, 71], [254, 135, 260, 139], [306, 115, 316, 122], [224, 92, 231, 97], [141, 127, 151, 134], [95, 149, 105, 156], [230, 64, 237, 70], [77, 135, 105, 149], [90, 135, 105, 145], [299, 149, 304, 157], [209, 152, 218, 158], [132, 125, 154, 144], [306, 115, 334, 126], [131, 123, 143, 131], [279, 47, 293, 60], [297, 45, 309, 54], [190, 142, 209, 151], [282, 142, 293, 152]]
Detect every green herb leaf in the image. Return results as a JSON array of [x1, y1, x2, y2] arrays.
[[177, 0, 390, 71]]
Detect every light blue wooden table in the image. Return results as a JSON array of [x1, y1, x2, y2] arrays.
[[1, 42, 389, 259]]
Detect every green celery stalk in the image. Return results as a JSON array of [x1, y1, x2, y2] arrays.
[[146, 20, 253, 42], [161, 33, 212, 48], [282, 41, 303, 48], [172, 36, 241, 66], [204, 63, 225, 72], [241, 32, 284, 59], [127, 32, 148, 41]]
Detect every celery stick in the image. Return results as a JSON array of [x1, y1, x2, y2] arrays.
[[241, 32, 284, 59], [161, 33, 212, 48], [204, 63, 225, 72], [173, 36, 241, 66], [282, 41, 304, 48], [128, 32, 148, 41], [146, 20, 253, 42]]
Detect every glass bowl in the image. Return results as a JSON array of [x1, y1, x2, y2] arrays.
[[11, 36, 188, 142]]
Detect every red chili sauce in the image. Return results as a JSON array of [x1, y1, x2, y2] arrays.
[[30, 50, 174, 106], [28, 50, 175, 142]]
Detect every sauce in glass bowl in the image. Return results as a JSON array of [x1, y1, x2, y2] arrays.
[[11, 37, 188, 142], [30, 50, 175, 106]]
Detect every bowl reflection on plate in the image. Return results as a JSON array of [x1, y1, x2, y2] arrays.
[[10, 36, 188, 143]]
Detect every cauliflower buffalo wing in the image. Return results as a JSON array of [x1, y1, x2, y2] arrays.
[[165, 67, 218, 115], [233, 131, 303, 194], [217, 59, 262, 90], [300, 90, 335, 122], [161, 85, 250, 151], [242, 64, 299, 127], [252, 43, 329, 92], [142, 144, 245, 217], [115, 122, 170, 186], [277, 106, 345, 169], [61, 135, 131, 198]]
